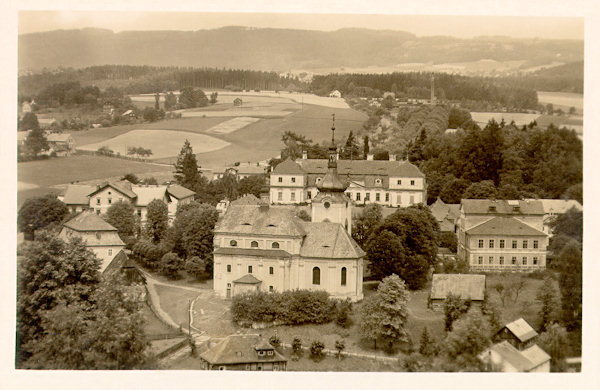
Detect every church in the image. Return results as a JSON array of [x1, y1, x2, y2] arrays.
[[213, 123, 364, 301]]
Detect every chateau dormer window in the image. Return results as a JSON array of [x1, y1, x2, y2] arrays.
[[291, 177, 296, 183], [375, 179, 382, 185], [230, 240, 238, 247], [316, 177, 322, 183], [251, 241, 259, 248], [272, 242, 280, 249]]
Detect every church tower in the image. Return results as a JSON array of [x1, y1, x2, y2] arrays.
[[311, 114, 353, 234]]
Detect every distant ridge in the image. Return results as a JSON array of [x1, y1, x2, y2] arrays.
[[19, 26, 583, 72]]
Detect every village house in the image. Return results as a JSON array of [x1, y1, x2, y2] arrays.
[[214, 129, 365, 301], [17, 130, 76, 156], [328, 90, 342, 98], [457, 199, 548, 272], [429, 197, 460, 233], [478, 341, 550, 373], [198, 334, 287, 371], [269, 153, 426, 207], [494, 317, 539, 350], [58, 211, 125, 272], [224, 162, 269, 180], [429, 274, 486, 310]]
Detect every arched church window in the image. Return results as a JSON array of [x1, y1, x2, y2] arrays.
[[230, 240, 237, 247], [251, 241, 259, 248], [272, 242, 280, 249], [341, 267, 347, 286], [312, 267, 320, 285]]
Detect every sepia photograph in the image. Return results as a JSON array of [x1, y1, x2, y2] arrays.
[[5, 0, 599, 388]]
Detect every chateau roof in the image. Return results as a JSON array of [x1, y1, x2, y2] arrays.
[[272, 158, 305, 175], [503, 318, 538, 343], [62, 185, 96, 205], [467, 217, 546, 236], [299, 222, 365, 259], [215, 204, 306, 237], [299, 159, 425, 178], [430, 274, 486, 301], [63, 211, 119, 232], [167, 184, 196, 200], [199, 334, 287, 365], [461, 199, 544, 215]]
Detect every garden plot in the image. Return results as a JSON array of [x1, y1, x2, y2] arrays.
[[204, 117, 260, 134], [78, 129, 230, 159]]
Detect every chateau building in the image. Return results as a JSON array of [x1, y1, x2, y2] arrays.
[[214, 124, 364, 301], [269, 153, 426, 208], [457, 199, 548, 272]]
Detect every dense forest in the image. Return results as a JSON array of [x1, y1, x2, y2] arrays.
[[497, 61, 584, 94], [311, 72, 539, 111], [18, 65, 307, 98]]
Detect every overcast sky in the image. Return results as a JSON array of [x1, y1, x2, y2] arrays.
[[18, 10, 583, 40]]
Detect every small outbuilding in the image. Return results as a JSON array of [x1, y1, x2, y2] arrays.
[[494, 317, 538, 350], [198, 334, 287, 371], [429, 273, 486, 310]]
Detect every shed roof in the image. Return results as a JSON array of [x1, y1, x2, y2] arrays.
[[430, 274, 486, 301], [62, 184, 96, 205], [461, 199, 544, 215], [520, 345, 551, 368], [299, 222, 365, 259], [199, 334, 287, 365], [503, 318, 538, 343], [167, 184, 195, 199], [467, 217, 546, 237], [63, 211, 118, 232]]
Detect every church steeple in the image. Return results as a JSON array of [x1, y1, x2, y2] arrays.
[[318, 113, 347, 192]]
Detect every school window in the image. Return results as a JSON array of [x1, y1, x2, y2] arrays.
[[533, 257, 538, 265], [227, 265, 231, 272], [341, 267, 347, 286], [312, 267, 320, 285], [376, 193, 380, 201], [489, 240, 494, 248], [291, 192, 296, 201], [365, 193, 370, 201], [385, 193, 389, 202], [522, 240, 528, 249], [278, 192, 283, 201], [488, 256, 493, 264], [478, 256, 483, 265], [499, 240, 505, 248], [278, 177, 282, 182], [512, 256, 517, 265], [397, 179, 402, 185], [291, 177, 296, 183], [248, 265, 253, 273], [410, 180, 415, 186], [356, 193, 361, 201], [478, 240, 484, 248], [522, 257, 527, 265], [269, 266, 274, 275], [251, 241, 259, 248], [96, 198, 101, 204], [512, 240, 517, 249], [533, 240, 539, 249], [499, 256, 504, 265]]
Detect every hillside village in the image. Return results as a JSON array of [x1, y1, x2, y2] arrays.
[[15, 24, 584, 374]]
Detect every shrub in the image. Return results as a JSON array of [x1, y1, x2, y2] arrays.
[[159, 252, 184, 279], [335, 299, 353, 328], [310, 340, 325, 361], [335, 340, 346, 359], [292, 337, 303, 357], [269, 335, 281, 349]]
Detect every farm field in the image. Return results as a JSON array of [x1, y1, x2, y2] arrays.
[[537, 91, 583, 112], [78, 129, 230, 159], [470, 112, 541, 127]]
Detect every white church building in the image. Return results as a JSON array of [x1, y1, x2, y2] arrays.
[[213, 125, 364, 301]]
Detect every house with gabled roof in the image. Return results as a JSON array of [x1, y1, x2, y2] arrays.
[[215, 125, 364, 301], [457, 199, 548, 272], [429, 274, 486, 310], [479, 341, 550, 372], [58, 211, 125, 272], [495, 317, 538, 350], [198, 334, 287, 371], [270, 153, 427, 207], [59, 184, 96, 213], [429, 198, 460, 233]]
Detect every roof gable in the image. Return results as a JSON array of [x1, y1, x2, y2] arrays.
[[89, 181, 137, 199], [467, 217, 546, 236], [430, 274, 486, 300]]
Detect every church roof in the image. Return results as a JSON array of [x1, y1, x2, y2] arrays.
[[467, 217, 546, 236], [316, 169, 348, 192], [299, 222, 365, 259], [272, 158, 305, 175], [215, 204, 306, 237]]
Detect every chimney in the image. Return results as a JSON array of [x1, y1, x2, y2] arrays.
[[389, 154, 396, 161], [366, 153, 374, 161], [302, 150, 308, 159]]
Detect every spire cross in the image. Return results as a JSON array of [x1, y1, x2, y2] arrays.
[[331, 113, 336, 145]]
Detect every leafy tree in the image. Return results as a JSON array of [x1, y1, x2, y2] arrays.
[[444, 293, 471, 332], [24, 127, 49, 158], [19, 112, 40, 131], [562, 182, 582, 205], [210, 92, 218, 104], [340, 131, 361, 160], [537, 324, 570, 372], [184, 256, 205, 280], [448, 107, 472, 129], [568, 106, 576, 115], [363, 135, 369, 158], [402, 352, 430, 372], [105, 201, 137, 242], [335, 299, 353, 328], [439, 177, 470, 204], [419, 326, 436, 356], [462, 180, 498, 199], [280, 131, 312, 161], [238, 174, 266, 198], [310, 340, 325, 361], [142, 107, 165, 122], [360, 274, 410, 351], [441, 312, 491, 372], [292, 337, 303, 357], [269, 335, 281, 349], [536, 277, 557, 332], [178, 87, 208, 109], [493, 282, 512, 307], [159, 252, 184, 279], [335, 340, 346, 359], [164, 92, 178, 110], [17, 234, 102, 364], [436, 231, 457, 253], [557, 242, 582, 331], [173, 139, 201, 191], [121, 173, 139, 184], [352, 203, 382, 248], [18, 195, 69, 239], [154, 93, 160, 110], [549, 208, 583, 244], [145, 199, 168, 243]]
